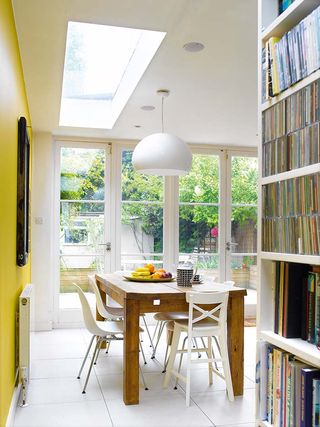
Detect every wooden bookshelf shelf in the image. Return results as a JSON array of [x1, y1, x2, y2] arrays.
[[261, 69, 320, 112], [261, 163, 320, 185], [261, 0, 320, 42], [260, 330, 320, 368], [260, 252, 320, 264]]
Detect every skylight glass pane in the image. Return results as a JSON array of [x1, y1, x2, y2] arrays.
[[59, 22, 166, 129]]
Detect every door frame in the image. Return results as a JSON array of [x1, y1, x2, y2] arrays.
[[53, 139, 112, 327]]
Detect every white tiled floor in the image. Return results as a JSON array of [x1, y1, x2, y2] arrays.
[[13, 326, 257, 427]]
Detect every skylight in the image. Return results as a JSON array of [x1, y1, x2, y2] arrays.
[[59, 22, 166, 129]]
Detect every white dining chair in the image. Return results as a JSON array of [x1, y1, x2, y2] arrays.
[[88, 274, 154, 353], [163, 290, 234, 406], [74, 283, 148, 393]]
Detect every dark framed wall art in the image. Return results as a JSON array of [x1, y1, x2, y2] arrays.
[[16, 116, 31, 267]]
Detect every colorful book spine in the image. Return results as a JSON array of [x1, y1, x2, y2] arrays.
[[301, 368, 320, 427], [313, 379, 320, 427]]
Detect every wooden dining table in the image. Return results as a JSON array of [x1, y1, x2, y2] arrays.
[[95, 272, 247, 405]]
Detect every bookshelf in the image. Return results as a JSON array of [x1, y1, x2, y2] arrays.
[[257, 0, 320, 425]]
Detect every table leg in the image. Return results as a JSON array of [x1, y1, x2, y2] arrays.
[[123, 298, 140, 404], [227, 295, 244, 396]]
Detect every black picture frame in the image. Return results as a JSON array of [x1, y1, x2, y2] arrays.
[[16, 116, 30, 267]]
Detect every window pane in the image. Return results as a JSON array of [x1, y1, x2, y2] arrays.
[[60, 255, 104, 294], [231, 156, 258, 204], [179, 154, 219, 203], [231, 206, 257, 253], [179, 205, 219, 254], [230, 255, 257, 288], [60, 147, 105, 200], [60, 201, 105, 255], [122, 203, 163, 253], [121, 150, 163, 202], [121, 255, 163, 272]]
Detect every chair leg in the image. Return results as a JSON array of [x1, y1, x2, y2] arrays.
[[193, 337, 201, 358], [163, 327, 180, 388], [139, 340, 147, 365], [141, 315, 155, 352], [174, 336, 187, 389], [139, 365, 149, 391], [151, 321, 165, 359], [82, 337, 102, 394], [162, 341, 170, 373], [219, 333, 234, 401], [105, 340, 111, 354], [94, 336, 105, 365], [151, 320, 160, 343], [207, 337, 213, 385], [77, 335, 95, 379], [185, 334, 193, 407]]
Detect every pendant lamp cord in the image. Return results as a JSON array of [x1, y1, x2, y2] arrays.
[[161, 96, 164, 133]]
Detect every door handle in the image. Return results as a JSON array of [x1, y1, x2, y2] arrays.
[[98, 242, 111, 251], [226, 241, 238, 251]]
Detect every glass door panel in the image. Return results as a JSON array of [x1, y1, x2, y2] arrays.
[[59, 146, 108, 309], [120, 150, 164, 271], [227, 155, 258, 288], [179, 154, 220, 279]]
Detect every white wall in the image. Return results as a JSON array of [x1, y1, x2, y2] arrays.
[[31, 132, 54, 330]]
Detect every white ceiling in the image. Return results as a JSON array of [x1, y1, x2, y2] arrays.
[[12, 0, 258, 146]]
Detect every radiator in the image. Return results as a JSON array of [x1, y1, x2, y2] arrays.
[[18, 284, 33, 407]]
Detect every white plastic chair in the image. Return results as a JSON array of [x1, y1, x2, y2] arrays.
[[88, 275, 154, 353], [74, 283, 148, 393], [163, 291, 234, 406]]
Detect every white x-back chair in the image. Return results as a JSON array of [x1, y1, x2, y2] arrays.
[[163, 291, 234, 406]]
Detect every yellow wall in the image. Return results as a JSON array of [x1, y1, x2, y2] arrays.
[[0, 0, 31, 425]]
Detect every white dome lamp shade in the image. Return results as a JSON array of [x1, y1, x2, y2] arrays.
[[132, 90, 192, 176]]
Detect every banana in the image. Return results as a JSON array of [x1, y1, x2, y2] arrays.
[[135, 267, 150, 272], [131, 271, 150, 277]]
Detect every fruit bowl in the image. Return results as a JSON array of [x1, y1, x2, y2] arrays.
[[124, 264, 174, 282], [123, 275, 175, 283]]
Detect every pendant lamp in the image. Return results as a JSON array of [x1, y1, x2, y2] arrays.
[[132, 90, 192, 176]]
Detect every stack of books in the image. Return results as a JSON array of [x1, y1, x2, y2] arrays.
[[273, 263, 320, 345], [259, 343, 320, 426], [262, 4, 320, 100], [262, 79, 320, 177], [262, 174, 319, 254]]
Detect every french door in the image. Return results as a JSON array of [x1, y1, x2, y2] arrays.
[[224, 151, 258, 287], [54, 141, 112, 326], [53, 143, 257, 326], [177, 149, 258, 288]]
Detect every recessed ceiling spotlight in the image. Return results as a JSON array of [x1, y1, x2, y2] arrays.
[[141, 105, 155, 111], [183, 42, 205, 52], [134, 125, 142, 128]]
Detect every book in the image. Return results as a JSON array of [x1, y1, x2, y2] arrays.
[[269, 37, 281, 96], [267, 346, 274, 423], [314, 271, 320, 349], [259, 341, 269, 421], [301, 368, 320, 427], [313, 379, 320, 427], [308, 272, 316, 343], [283, 263, 309, 338], [292, 360, 310, 425]]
